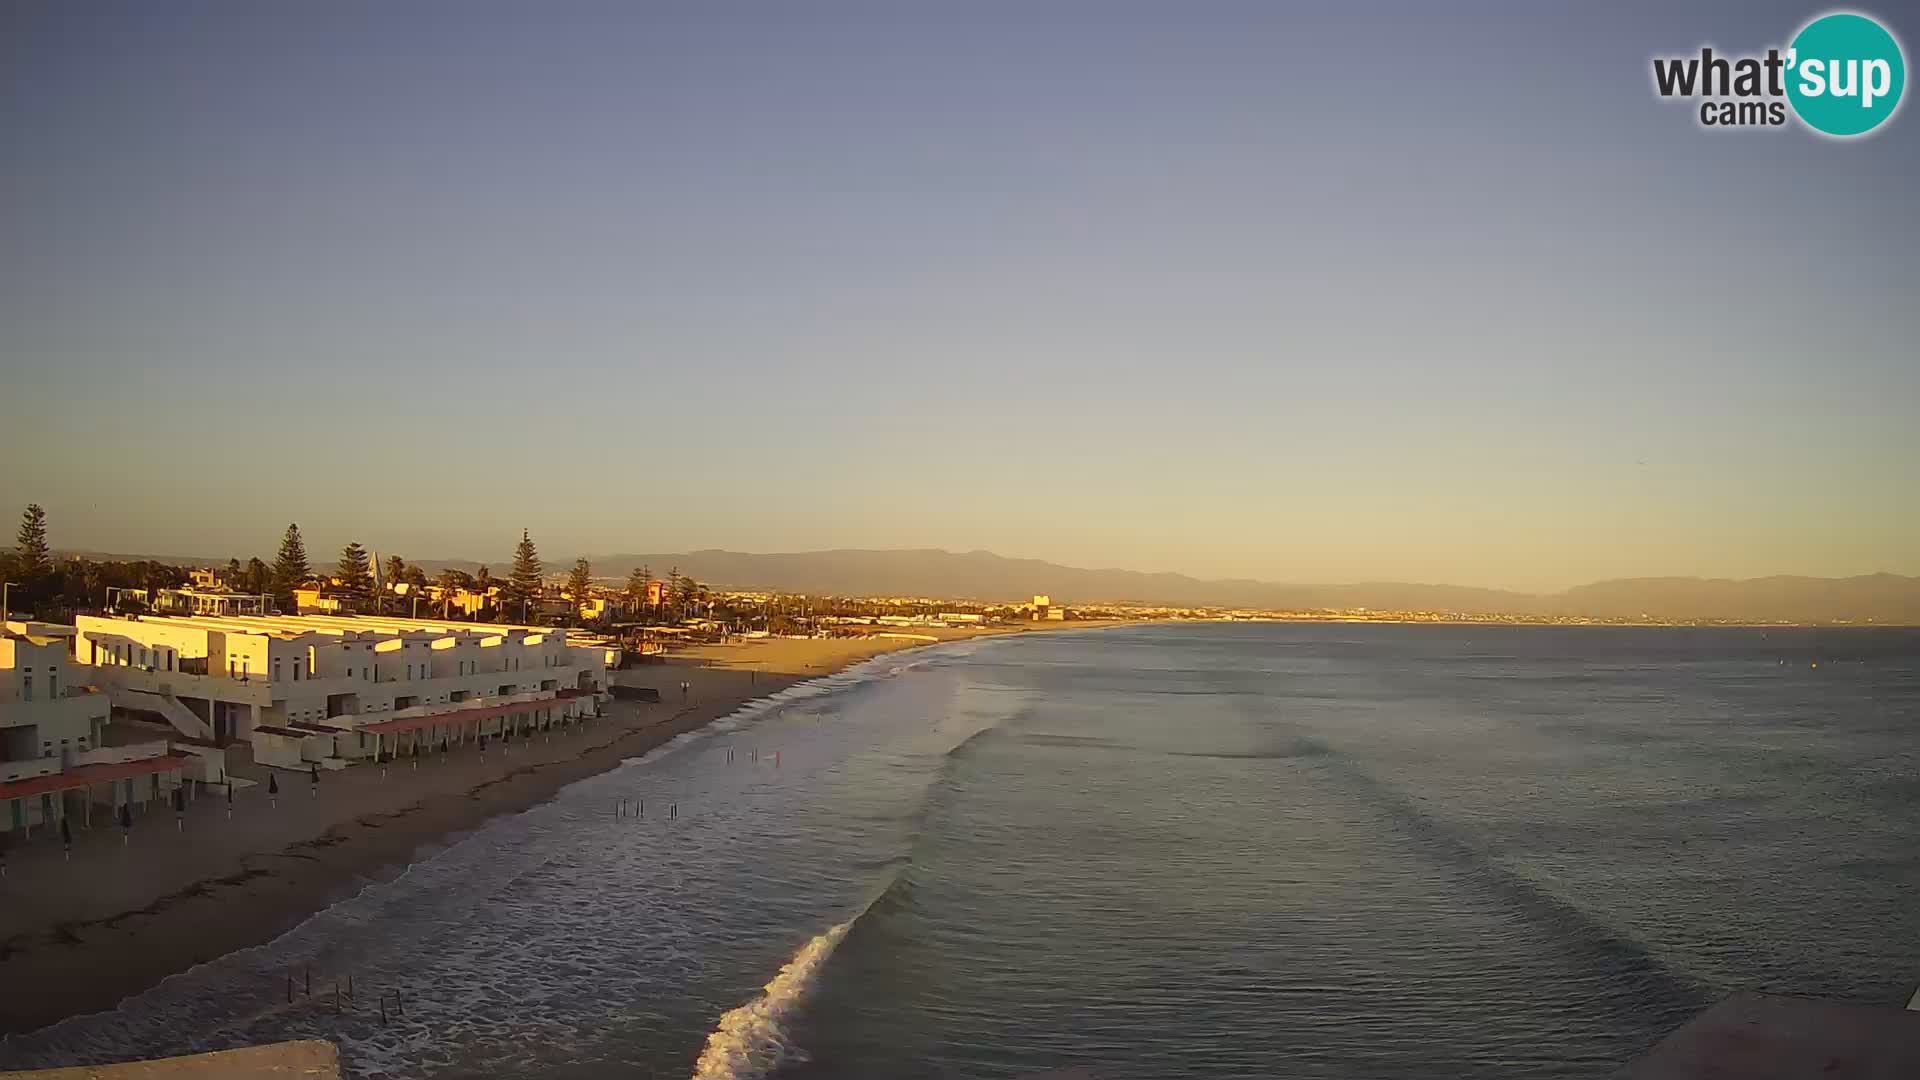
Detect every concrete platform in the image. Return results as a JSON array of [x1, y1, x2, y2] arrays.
[[0, 1040, 338, 1079], [1622, 993, 1920, 1079]]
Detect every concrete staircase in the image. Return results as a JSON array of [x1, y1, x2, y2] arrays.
[[119, 689, 214, 742]]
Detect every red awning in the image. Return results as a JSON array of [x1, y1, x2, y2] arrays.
[[0, 752, 192, 801]]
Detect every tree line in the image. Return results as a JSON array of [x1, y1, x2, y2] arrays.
[[0, 504, 709, 630]]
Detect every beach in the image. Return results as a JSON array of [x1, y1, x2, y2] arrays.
[[0, 625, 1100, 1038]]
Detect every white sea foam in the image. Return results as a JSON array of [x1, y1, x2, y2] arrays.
[[686, 917, 854, 1080], [0, 638, 969, 1076]]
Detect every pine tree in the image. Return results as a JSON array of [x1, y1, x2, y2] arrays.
[[225, 558, 243, 586], [665, 567, 682, 620], [244, 557, 270, 594], [337, 542, 374, 596], [15, 504, 51, 578], [566, 557, 594, 613], [272, 524, 312, 603], [507, 530, 543, 620]]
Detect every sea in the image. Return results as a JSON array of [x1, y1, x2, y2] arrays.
[[2, 623, 1917, 1079]]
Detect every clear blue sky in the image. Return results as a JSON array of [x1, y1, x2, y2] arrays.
[[3, 1, 1915, 591]]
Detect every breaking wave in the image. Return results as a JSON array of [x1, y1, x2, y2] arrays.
[[686, 918, 853, 1080], [0, 641, 973, 1075]]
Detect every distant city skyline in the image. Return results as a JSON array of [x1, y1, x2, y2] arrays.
[[4, 1, 1915, 593]]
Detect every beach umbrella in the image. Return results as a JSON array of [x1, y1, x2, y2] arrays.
[[119, 804, 132, 846], [268, 772, 279, 806], [61, 818, 72, 861], [226, 782, 234, 819], [173, 786, 185, 831], [310, 763, 319, 795], [411, 741, 420, 770]]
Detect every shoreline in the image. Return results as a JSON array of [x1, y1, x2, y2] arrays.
[[0, 622, 1123, 1041]]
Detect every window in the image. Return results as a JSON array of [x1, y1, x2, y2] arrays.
[[48, 674, 58, 698], [294, 659, 302, 681], [275, 660, 283, 681]]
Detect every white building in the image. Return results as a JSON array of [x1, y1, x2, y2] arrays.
[[2, 621, 184, 834], [71, 613, 610, 772], [152, 588, 270, 617]]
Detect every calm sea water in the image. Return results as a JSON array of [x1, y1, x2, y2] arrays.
[[3, 624, 1917, 1078]]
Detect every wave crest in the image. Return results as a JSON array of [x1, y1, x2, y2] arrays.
[[688, 919, 853, 1080]]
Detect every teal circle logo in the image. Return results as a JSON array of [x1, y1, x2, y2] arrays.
[[1786, 12, 1906, 136]]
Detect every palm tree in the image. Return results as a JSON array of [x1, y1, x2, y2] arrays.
[[473, 566, 493, 620], [436, 568, 475, 618]]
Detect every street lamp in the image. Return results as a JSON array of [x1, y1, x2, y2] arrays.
[[1, 581, 16, 623]]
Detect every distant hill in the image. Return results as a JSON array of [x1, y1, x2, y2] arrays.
[[41, 544, 1920, 624], [566, 549, 1920, 624], [570, 548, 1531, 611], [1552, 573, 1920, 624]]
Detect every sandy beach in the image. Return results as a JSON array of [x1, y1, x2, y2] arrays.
[[0, 624, 1112, 1038]]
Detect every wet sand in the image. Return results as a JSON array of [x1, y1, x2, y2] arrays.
[[0, 625, 1110, 1037]]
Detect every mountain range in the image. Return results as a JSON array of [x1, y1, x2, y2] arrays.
[[557, 549, 1918, 624], [41, 546, 1920, 624]]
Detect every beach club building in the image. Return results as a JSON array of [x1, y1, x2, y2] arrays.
[[2, 621, 191, 835], [70, 613, 610, 771]]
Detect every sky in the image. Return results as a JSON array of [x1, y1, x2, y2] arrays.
[[2, 1, 1916, 592]]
